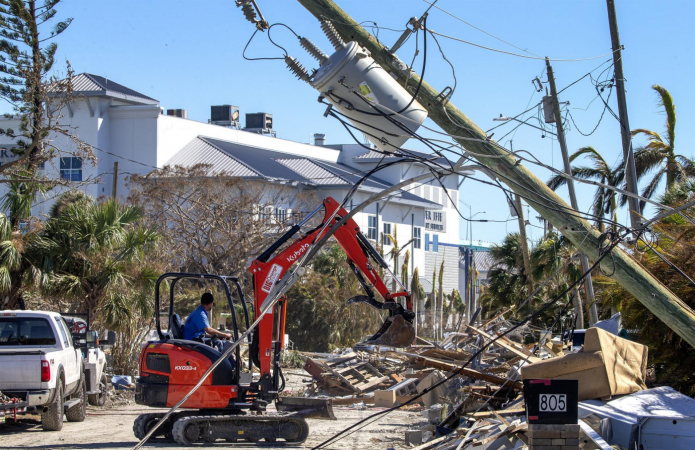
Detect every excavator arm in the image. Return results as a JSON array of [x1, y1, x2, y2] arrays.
[[248, 197, 415, 377]]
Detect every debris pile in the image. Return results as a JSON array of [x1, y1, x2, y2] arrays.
[[290, 311, 663, 449]]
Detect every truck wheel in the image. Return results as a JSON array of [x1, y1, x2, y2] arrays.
[[66, 374, 86, 422], [42, 382, 64, 431], [88, 373, 108, 407]]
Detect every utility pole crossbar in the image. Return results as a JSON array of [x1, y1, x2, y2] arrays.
[[297, 0, 695, 348]]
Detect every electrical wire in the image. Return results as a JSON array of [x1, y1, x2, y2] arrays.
[[428, 29, 622, 62], [242, 28, 284, 61], [419, 0, 540, 57]]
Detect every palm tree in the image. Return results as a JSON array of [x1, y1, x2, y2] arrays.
[[385, 224, 414, 291], [531, 232, 585, 328], [0, 179, 48, 309], [480, 233, 530, 315], [410, 266, 425, 336], [437, 260, 445, 337], [547, 147, 623, 232], [33, 195, 160, 317], [630, 85, 695, 208], [400, 250, 410, 286]]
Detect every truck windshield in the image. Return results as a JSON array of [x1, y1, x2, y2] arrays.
[[0, 318, 56, 345]]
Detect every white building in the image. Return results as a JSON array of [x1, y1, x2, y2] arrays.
[[0, 73, 462, 296]]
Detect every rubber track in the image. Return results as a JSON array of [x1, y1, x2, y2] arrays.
[[172, 414, 309, 445], [133, 413, 174, 442]]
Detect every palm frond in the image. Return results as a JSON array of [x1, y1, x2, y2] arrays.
[[631, 128, 664, 143], [652, 85, 676, 149]]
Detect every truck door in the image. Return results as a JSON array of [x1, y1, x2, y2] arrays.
[[54, 317, 78, 387]]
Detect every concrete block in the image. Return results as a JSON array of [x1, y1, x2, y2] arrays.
[[528, 424, 579, 432], [528, 438, 552, 445], [552, 438, 567, 445], [564, 438, 579, 445], [561, 430, 580, 438], [533, 446, 562, 450], [405, 429, 423, 445], [561, 447, 579, 450], [527, 429, 562, 439], [374, 390, 396, 408]]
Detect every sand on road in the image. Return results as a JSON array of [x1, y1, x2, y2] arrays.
[[1, 403, 424, 450]]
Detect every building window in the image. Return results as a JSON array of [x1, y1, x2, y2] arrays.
[[433, 234, 439, 252], [60, 157, 82, 181], [275, 208, 287, 224], [383, 222, 392, 245], [413, 227, 421, 249], [425, 233, 429, 251], [367, 215, 377, 240]]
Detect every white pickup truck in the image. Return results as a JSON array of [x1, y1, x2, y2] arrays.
[[0, 310, 86, 431]]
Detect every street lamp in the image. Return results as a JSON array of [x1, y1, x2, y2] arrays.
[[493, 114, 556, 137], [460, 200, 486, 245]]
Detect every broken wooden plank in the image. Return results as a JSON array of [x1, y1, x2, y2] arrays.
[[467, 325, 542, 363], [412, 355, 523, 390], [469, 405, 525, 418]]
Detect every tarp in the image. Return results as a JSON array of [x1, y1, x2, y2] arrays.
[[520, 327, 647, 400]]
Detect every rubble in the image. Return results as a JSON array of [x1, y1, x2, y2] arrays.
[[289, 311, 671, 449]]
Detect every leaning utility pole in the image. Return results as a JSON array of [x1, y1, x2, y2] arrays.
[[514, 194, 536, 310], [297, 0, 695, 348], [606, 0, 641, 229], [545, 58, 598, 326]]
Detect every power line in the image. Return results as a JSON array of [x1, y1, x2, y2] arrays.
[[428, 29, 621, 62], [419, 0, 541, 57]]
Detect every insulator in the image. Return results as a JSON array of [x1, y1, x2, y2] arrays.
[[237, 1, 258, 25], [299, 37, 328, 65], [285, 56, 311, 83], [320, 20, 345, 51]]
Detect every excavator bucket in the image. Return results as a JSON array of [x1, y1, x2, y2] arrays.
[[367, 313, 415, 347], [276, 396, 336, 420]]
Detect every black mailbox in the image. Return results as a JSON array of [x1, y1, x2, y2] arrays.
[[523, 379, 578, 424]]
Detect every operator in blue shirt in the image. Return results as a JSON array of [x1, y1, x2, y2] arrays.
[[183, 292, 231, 352]]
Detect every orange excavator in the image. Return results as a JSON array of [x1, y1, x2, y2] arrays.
[[133, 197, 415, 445]]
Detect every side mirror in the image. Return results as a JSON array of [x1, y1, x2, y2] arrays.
[[85, 330, 98, 349], [106, 331, 116, 346]]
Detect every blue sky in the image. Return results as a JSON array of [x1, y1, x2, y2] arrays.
[[41, 0, 694, 244]]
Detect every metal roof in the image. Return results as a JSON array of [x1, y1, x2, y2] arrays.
[[52, 73, 158, 104], [165, 138, 260, 177], [353, 148, 453, 166], [163, 136, 440, 208], [275, 158, 347, 185]]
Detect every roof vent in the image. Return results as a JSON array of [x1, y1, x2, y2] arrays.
[[244, 112, 276, 137], [210, 105, 241, 129], [166, 109, 187, 119], [314, 133, 326, 146]]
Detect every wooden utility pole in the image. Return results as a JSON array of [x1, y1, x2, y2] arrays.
[[514, 194, 536, 306], [606, 0, 641, 230], [297, 0, 695, 348], [545, 58, 598, 326], [112, 161, 119, 199]]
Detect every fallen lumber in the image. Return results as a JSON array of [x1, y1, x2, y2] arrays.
[[411, 355, 523, 390], [467, 325, 542, 363], [469, 405, 525, 418]]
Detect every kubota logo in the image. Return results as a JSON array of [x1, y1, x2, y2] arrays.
[[174, 366, 197, 371]]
